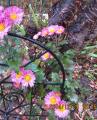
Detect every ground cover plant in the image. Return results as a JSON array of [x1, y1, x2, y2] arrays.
[[0, 0, 97, 120]]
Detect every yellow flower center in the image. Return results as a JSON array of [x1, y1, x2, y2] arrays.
[[58, 104, 66, 112], [49, 28, 55, 33], [16, 72, 22, 78], [43, 53, 49, 59], [25, 74, 31, 82], [10, 13, 17, 20], [50, 96, 57, 105], [57, 29, 63, 33], [0, 23, 5, 31]]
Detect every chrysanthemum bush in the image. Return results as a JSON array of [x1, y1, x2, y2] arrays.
[[33, 25, 65, 39], [11, 68, 36, 88], [44, 91, 69, 118], [0, 6, 24, 40], [0, 5, 96, 120]]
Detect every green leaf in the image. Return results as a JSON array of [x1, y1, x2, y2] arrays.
[[26, 91, 33, 101], [0, 46, 5, 51], [93, 64, 97, 67], [7, 60, 20, 72], [36, 69, 45, 81], [25, 63, 38, 72], [48, 111, 56, 120], [12, 37, 21, 45], [38, 85, 45, 97], [88, 53, 97, 58], [16, 25, 26, 36], [84, 45, 97, 50], [51, 72, 60, 81]]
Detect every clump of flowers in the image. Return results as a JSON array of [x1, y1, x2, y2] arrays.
[[33, 25, 65, 39], [11, 68, 36, 88], [40, 52, 53, 61], [0, 6, 24, 40], [44, 91, 69, 118]]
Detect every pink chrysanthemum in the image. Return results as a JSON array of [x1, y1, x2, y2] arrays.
[[0, 17, 11, 39], [4, 6, 24, 25], [55, 26, 65, 34], [41, 52, 53, 61], [21, 69, 36, 87], [41, 28, 48, 37], [44, 91, 61, 106], [33, 32, 41, 39], [55, 100, 69, 118], [47, 25, 56, 35], [11, 68, 24, 84]]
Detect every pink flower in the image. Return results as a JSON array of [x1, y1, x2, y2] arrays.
[[33, 32, 41, 39], [37, 32, 41, 36], [21, 69, 36, 87], [33, 34, 39, 39], [48, 25, 56, 35], [41, 28, 48, 37], [4, 6, 24, 25], [11, 68, 24, 84], [44, 91, 61, 106], [55, 100, 69, 118], [55, 26, 65, 34], [40, 52, 53, 61], [0, 17, 11, 39]]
